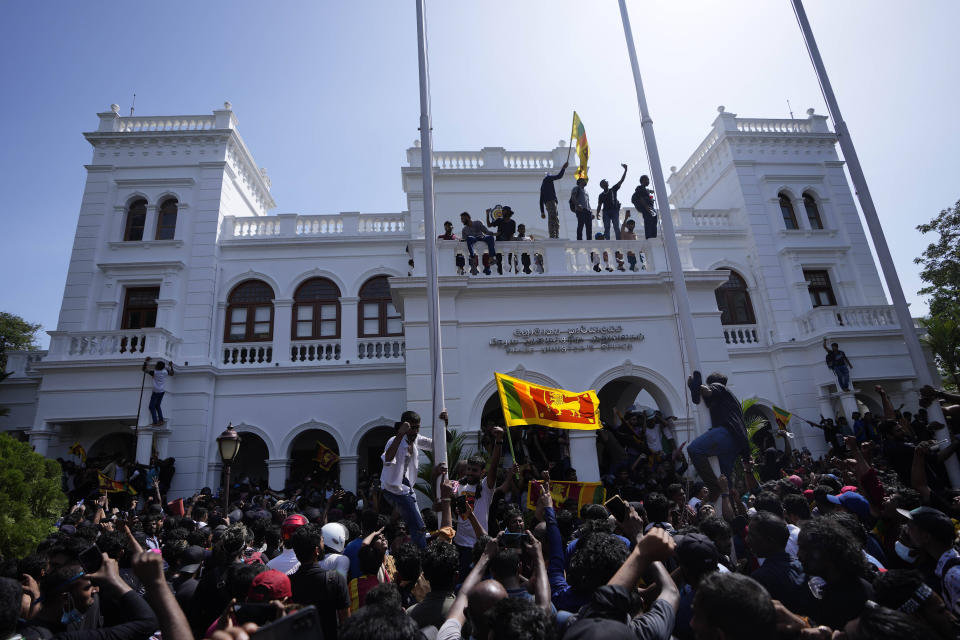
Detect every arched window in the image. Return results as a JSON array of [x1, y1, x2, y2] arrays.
[[225, 280, 274, 342], [359, 276, 402, 337], [123, 198, 147, 241], [292, 278, 341, 339], [803, 193, 824, 230], [715, 269, 756, 325], [156, 198, 178, 240], [778, 193, 798, 230]]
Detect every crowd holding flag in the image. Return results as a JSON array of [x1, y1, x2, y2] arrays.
[[97, 471, 136, 495], [526, 479, 605, 512], [314, 440, 340, 471]]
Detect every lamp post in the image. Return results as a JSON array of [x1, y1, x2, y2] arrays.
[[217, 423, 241, 513]]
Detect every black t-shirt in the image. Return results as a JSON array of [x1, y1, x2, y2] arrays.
[[825, 350, 847, 368], [598, 187, 621, 213], [704, 383, 750, 454], [290, 564, 349, 640], [489, 217, 516, 241]]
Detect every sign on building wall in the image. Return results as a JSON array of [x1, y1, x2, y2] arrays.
[[489, 325, 644, 354]]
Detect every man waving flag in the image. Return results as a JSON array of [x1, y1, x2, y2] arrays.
[[571, 111, 589, 180]]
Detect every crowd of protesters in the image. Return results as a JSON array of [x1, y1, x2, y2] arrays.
[[5, 378, 960, 640]]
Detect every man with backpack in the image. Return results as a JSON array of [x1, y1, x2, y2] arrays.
[[597, 163, 628, 240], [570, 178, 592, 241], [631, 175, 658, 239]]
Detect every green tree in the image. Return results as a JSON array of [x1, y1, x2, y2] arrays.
[[0, 433, 66, 558], [919, 308, 960, 390], [0, 311, 43, 373], [915, 199, 960, 317]]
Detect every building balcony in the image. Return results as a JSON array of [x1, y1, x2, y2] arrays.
[[45, 329, 180, 363], [798, 305, 898, 336], [409, 238, 664, 279], [221, 338, 405, 368], [722, 324, 764, 347], [220, 212, 408, 244]]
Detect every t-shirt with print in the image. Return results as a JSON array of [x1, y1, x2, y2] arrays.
[[151, 368, 169, 393], [453, 479, 494, 548], [936, 548, 960, 615]]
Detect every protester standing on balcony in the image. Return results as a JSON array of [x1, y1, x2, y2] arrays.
[[823, 338, 854, 392], [460, 212, 496, 275], [570, 177, 593, 241], [539, 160, 567, 239], [632, 175, 658, 239], [597, 163, 628, 240], [143, 357, 174, 426]]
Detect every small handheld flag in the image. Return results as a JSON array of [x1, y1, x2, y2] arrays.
[[495, 372, 601, 430], [69, 442, 87, 463], [314, 441, 340, 471], [773, 406, 792, 431]]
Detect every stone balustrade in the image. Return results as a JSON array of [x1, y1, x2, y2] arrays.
[[290, 340, 341, 363], [222, 343, 273, 367], [675, 208, 735, 229], [221, 212, 408, 241], [723, 325, 762, 347], [798, 305, 899, 336], [358, 339, 406, 361], [734, 118, 813, 134], [117, 116, 216, 132], [430, 238, 657, 278], [46, 329, 179, 362], [410, 146, 567, 172], [433, 152, 484, 169], [3, 351, 46, 378]]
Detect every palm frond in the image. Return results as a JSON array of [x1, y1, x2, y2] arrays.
[[415, 429, 477, 503]]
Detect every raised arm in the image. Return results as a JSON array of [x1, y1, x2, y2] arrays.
[[383, 424, 410, 463], [132, 551, 192, 640], [607, 527, 676, 589], [822, 337, 830, 353], [613, 163, 628, 191], [445, 539, 495, 626], [523, 531, 551, 611]]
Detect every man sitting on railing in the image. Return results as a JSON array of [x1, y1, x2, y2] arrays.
[[460, 212, 496, 275]]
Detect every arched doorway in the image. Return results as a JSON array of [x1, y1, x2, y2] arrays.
[[88, 432, 136, 464], [234, 432, 269, 488], [356, 426, 395, 487], [597, 376, 671, 425], [289, 429, 340, 484]]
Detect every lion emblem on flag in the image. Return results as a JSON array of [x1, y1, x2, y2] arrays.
[[549, 391, 583, 417]]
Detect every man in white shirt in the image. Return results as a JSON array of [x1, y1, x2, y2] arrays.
[[381, 410, 433, 549], [318, 522, 351, 580], [453, 426, 503, 581], [142, 357, 174, 426], [267, 514, 308, 575]]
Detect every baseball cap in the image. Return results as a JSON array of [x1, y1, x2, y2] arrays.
[[321, 522, 347, 553], [676, 533, 719, 574], [281, 514, 308, 541], [180, 545, 205, 574], [787, 475, 803, 489], [897, 506, 956, 544], [836, 491, 871, 521], [247, 570, 291, 603]]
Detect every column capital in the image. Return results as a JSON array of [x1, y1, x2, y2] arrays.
[[338, 455, 359, 463], [266, 458, 291, 468]]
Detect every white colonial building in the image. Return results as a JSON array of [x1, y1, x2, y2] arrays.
[[0, 103, 936, 497]]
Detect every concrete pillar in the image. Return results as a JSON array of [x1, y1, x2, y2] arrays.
[[273, 299, 293, 364], [267, 459, 290, 492], [568, 430, 600, 483], [340, 298, 359, 363], [133, 426, 154, 465], [817, 393, 836, 421], [28, 428, 53, 457], [144, 205, 159, 241], [838, 391, 859, 422], [154, 426, 172, 459], [339, 455, 359, 493]]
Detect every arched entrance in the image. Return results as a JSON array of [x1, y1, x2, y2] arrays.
[[234, 432, 269, 488], [355, 425, 395, 487], [88, 432, 136, 463], [597, 376, 671, 425], [289, 429, 340, 484]]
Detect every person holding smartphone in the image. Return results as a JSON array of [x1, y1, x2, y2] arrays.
[[453, 426, 504, 582]]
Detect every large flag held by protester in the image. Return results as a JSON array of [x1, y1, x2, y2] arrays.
[[314, 441, 340, 471], [97, 472, 136, 495], [526, 480, 605, 512], [69, 442, 86, 463], [495, 372, 600, 430], [773, 406, 792, 430], [571, 111, 589, 180]]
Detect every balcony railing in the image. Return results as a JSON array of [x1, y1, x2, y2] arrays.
[[222, 343, 273, 367], [220, 338, 405, 367], [290, 340, 341, 363], [221, 212, 408, 242], [418, 238, 658, 278], [3, 351, 46, 378], [723, 325, 762, 347], [358, 339, 405, 361], [46, 329, 179, 362], [798, 305, 899, 336]]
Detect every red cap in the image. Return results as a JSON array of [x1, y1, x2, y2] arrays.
[[841, 485, 858, 494], [803, 489, 814, 499], [281, 514, 308, 540], [247, 570, 291, 603]]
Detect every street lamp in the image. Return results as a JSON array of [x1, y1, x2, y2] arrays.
[[217, 423, 241, 512]]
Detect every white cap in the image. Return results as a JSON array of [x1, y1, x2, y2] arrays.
[[321, 522, 347, 553]]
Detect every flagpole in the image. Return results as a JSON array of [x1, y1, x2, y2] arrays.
[[790, 0, 959, 487], [617, 0, 703, 427], [415, 0, 447, 468], [566, 111, 575, 164]]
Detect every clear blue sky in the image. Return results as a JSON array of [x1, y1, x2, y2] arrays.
[[1, 1, 958, 348]]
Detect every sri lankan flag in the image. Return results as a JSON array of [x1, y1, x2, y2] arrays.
[[526, 480, 605, 512], [69, 442, 86, 463], [314, 441, 339, 471], [571, 111, 589, 180], [97, 472, 136, 495], [495, 372, 600, 430], [773, 406, 792, 431]]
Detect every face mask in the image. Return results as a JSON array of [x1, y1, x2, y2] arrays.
[[895, 540, 920, 564]]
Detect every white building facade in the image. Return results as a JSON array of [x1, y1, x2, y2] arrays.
[[0, 103, 936, 497]]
